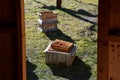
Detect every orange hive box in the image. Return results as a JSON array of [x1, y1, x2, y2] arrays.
[[50, 39, 74, 53]]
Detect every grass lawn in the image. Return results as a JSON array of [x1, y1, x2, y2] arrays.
[[25, 0, 98, 80]]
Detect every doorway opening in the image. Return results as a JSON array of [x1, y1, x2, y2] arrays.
[[25, 0, 98, 80]]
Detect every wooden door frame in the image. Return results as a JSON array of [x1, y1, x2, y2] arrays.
[[97, 0, 110, 80], [16, 0, 26, 80], [19, 0, 114, 80]]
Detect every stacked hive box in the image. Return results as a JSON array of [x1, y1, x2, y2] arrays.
[[44, 39, 76, 66], [37, 11, 58, 32]]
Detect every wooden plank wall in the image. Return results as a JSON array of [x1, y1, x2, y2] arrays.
[[109, 39, 120, 80], [108, 0, 120, 80], [98, 0, 120, 80]]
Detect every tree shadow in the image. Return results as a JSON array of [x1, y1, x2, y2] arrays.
[[77, 9, 97, 17], [75, 0, 98, 7], [33, 0, 46, 5], [89, 24, 97, 31], [33, 0, 98, 24], [42, 5, 97, 25], [47, 56, 92, 80], [26, 60, 38, 80], [44, 29, 75, 43]]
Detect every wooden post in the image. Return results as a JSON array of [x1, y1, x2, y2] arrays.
[[98, 0, 110, 80], [16, 0, 26, 80], [57, 0, 62, 8]]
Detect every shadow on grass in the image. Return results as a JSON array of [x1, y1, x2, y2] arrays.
[[89, 24, 97, 31], [26, 60, 38, 80], [33, 0, 46, 5], [44, 29, 75, 43], [47, 56, 92, 80], [78, 9, 97, 17], [75, 0, 98, 7], [41, 6, 97, 25], [33, 0, 97, 24]]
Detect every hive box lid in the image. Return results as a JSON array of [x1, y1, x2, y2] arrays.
[[44, 42, 77, 56]]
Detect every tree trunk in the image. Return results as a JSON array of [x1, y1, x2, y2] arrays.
[[57, 0, 62, 8]]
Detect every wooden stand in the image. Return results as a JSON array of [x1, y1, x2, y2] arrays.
[[44, 43, 77, 66]]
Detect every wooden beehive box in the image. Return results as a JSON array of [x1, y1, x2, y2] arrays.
[[37, 11, 58, 32], [38, 19, 58, 32], [44, 42, 77, 66], [37, 11, 58, 21]]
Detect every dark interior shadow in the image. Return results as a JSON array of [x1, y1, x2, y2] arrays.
[[44, 29, 75, 43], [109, 28, 120, 36], [47, 56, 92, 80], [42, 6, 97, 25], [26, 60, 38, 80]]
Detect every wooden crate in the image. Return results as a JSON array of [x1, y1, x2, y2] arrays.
[[37, 11, 58, 21], [44, 42, 77, 66]]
